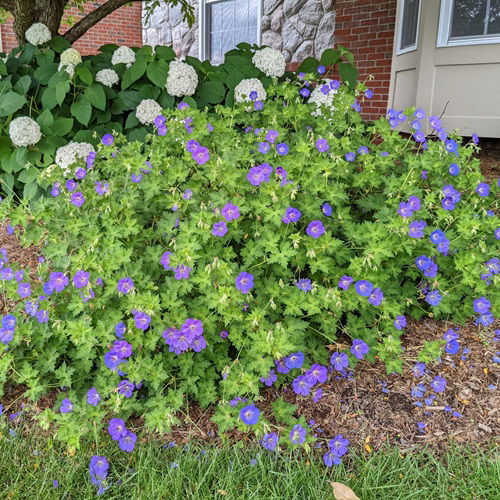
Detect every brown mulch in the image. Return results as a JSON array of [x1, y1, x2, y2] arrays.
[[0, 154, 499, 453]]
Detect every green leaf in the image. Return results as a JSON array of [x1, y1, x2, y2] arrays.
[[36, 109, 54, 132], [320, 48, 340, 66], [0, 172, 15, 192], [297, 57, 319, 73], [76, 65, 93, 85], [146, 60, 168, 88], [197, 80, 226, 104], [121, 58, 148, 90], [70, 101, 92, 126], [158, 92, 174, 109], [84, 83, 106, 111], [41, 87, 57, 110], [50, 36, 71, 53], [0, 59, 7, 76], [50, 118, 74, 136], [0, 91, 26, 116], [14, 75, 31, 94], [338, 62, 359, 88], [55, 80, 70, 105], [154, 46, 175, 61], [124, 111, 139, 129], [127, 127, 148, 142], [34, 63, 59, 85]]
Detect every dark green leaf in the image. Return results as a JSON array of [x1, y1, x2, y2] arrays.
[[297, 57, 319, 73], [76, 65, 93, 85], [155, 46, 175, 61], [34, 63, 59, 85], [0, 91, 26, 116], [320, 49, 340, 66], [84, 83, 107, 111], [197, 80, 226, 104], [50, 118, 74, 136], [339, 62, 359, 88], [146, 60, 168, 88], [49, 36, 71, 53], [14, 75, 31, 94], [70, 101, 92, 126], [121, 58, 148, 90]]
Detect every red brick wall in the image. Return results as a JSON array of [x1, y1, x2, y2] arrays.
[[335, 0, 397, 121], [0, 1, 143, 55]]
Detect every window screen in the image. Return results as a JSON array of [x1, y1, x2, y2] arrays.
[[399, 0, 421, 51], [205, 0, 260, 64], [450, 0, 500, 38]]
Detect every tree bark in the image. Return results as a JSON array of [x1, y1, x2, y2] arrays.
[[63, 0, 142, 44], [12, 0, 67, 43]]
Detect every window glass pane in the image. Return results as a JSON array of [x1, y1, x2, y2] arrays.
[[400, 0, 420, 50], [487, 0, 500, 34], [450, 0, 487, 38], [207, 0, 259, 64]]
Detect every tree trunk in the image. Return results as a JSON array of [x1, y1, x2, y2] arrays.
[[12, 0, 67, 43]]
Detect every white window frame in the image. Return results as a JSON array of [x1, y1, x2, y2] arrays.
[[396, 0, 422, 55], [437, 0, 500, 47], [198, 0, 262, 62]]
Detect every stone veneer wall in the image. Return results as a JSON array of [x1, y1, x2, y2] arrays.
[[142, 0, 336, 63]]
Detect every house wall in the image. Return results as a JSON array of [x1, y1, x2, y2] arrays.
[[0, 1, 143, 55], [334, 0, 398, 121], [143, 0, 337, 62], [389, 0, 500, 138]]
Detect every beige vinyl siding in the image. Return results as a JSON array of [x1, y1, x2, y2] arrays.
[[389, 0, 500, 138]]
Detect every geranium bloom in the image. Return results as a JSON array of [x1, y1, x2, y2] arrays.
[[95, 181, 109, 195], [235, 272, 254, 294], [101, 133, 114, 146], [355, 280, 373, 297], [119, 431, 137, 452], [295, 278, 312, 292], [87, 387, 101, 406], [329, 434, 349, 456], [174, 265, 191, 280], [473, 297, 491, 314], [321, 202, 333, 216], [316, 138, 329, 152], [282, 207, 302, 224], [160, 251, 173, 270], [323, 451, 342, 467], [17, 282, 31, 298], [70, 192, 85, 207], [285, 351, 304, 369], [118, 380, 134, 398], [351, 339, 369, 359], [260, 369, 277, 387], [412, 362, 426, 377], [430, 375, 447, 393], [289, 424, 306, 445], [117, 278, 134, 294], [73, 270, 89, 288], [368, 287, 384, 306], [425, 290, 442, 306], [345, 152, 356, 162], [60, 398, 73, 413], [305, 364, 328, 384], [48, 272, 69, 292], [134, 312, 151, 331], [240, 405, 260, 425], [292, 375, 312, 396], [476, 182, 490, 197], [394, 315, 406, 330], [306, 220, 325, 238], [192, 146, 210, 165], [338, 275, 354, 290], [221, 203, 240, 221], [212, 221, 228, 237], [261, 432, 278, 451], [409, 220, 426, 238], [330, 352, 349, 371]]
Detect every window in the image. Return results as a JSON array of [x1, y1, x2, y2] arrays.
[[199, 0, 261, 65], [397, 0, 421, 54], [438, 0, 500, 47]]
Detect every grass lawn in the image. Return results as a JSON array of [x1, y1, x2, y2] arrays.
[[0, 428, 498, 499]]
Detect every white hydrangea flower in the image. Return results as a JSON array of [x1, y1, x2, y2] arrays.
[[308, 79, 338, 116], [252, 47, 286, 78], [166, 59, 198, 97], [60, 48, 82, 66], [135, 99, 162, 125], [58, 62, 75, 78], [55, 142, 95, 175], [234, 78, 267, 103], [111, 46, 136, 68], [9, 116, 42, 147], [25, 23, 51, 46], [95, 68, 119, 87]]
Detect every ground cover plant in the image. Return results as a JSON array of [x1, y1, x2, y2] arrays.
[[0, 26, 498, 492]]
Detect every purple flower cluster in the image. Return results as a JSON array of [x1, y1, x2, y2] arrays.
[[323, 434, 349, 467], [162, 318, 206, 354], [247, 163, 273, 186], [159, 251, 191, 280], [186, 140, 210, 165], [355, 280, 384, 306], [442, 184, 461, 211], [292, 363, 327, 397], [89, 455, 110, 495], [415, 255, 438, 278], [0, 314, 16, 345], [104, 339, 133, 372], [397, 195, 421, 218], [108, 418, 137, 452], [429, 229, 450, 256], [473, 296, 494, 327]]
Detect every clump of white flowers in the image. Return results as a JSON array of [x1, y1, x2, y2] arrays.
[[9, 117, 42, 147], [308, 79, 338, 116], [111, 46, 136, 68], [234, 78, 267, 103], [95, 69, 120, 87], [25, 23, 51, 46], [166, 59, 198, 97], [135, 99, 162, 125], [55, 142, 95, 175], [59, 47, 82, 78], [252, 47, 286, 78]]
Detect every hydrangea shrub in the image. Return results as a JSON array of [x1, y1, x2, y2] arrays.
[[1, 74, 498, 448], [0, 30, 356, 199]]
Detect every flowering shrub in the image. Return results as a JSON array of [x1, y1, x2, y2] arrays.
[[1, 69, 498, 450], [0, 27, 356, 199]]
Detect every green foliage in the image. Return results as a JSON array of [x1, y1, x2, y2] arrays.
[[0, 75, 498, 448], [0, 40, 357, 199]]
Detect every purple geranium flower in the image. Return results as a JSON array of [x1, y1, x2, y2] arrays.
[[59, 398, 73, 413], [117, 278, 134, 294], [118, 430, 137, 452], [306, 220, 325, 238], [70, 192, 85, 207], [239, 405, 260, 425], [87, 387, 101, 406], [212, 221, 228, 237], [289, 424, 306, 445], [355, 280, 373, 297], [330, 352, 349, 371], [235, 272, 254, 294], [261, 432, 278, 451], [221, 203, 240, 221], [351, 339, 369, 360], [338, 275, 354, 290]]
